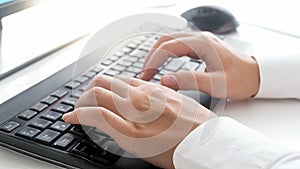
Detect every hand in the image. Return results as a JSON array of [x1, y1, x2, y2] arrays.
[[140, 32, 260, 99], [63, 75, 214, 168]]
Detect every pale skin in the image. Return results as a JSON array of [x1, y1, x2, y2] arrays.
[[63, 31, 260, 168]]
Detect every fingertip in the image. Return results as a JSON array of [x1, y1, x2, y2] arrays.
[[140, 68, 158, 81], [62, 111, 78, 124]]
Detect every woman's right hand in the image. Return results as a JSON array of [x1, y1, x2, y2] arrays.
[[140, 31, 260, 99]]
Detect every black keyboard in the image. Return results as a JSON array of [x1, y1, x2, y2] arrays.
[[0, 30, 207, 169]]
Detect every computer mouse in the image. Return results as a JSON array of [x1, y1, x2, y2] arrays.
[[181, 5, 239, 34]]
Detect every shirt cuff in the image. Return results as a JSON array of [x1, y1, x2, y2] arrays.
[[173, 117, 293, 169], [254, 55, 300, 99]]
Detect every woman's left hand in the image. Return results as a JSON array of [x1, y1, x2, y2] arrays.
[[63, 75, 214, 168]]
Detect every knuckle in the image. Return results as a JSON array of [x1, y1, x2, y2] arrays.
[[201, 31, 219, 42], [157, 34, 172, 43], [93, 75, 105, 86], [89, 87, 101, 97], [158, 41, 174, 51], [129, 91, 150, 112]]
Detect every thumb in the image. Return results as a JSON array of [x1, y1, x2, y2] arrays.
[[160, 71, 212, 94]]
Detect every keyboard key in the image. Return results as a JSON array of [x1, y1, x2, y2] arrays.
[[72, 140, 105, 159], [30, 103, 48, 112], [108, 56, 119, 62], [69, 125, 85, 136], [138, 44, 152, 51], [101, 60, 113, 66], [112, 65, 126, 72], [126, 67, 141, 74], [146, 41, 156, 47], [149, 34, 160, 40], [164, 59, 185, 71], [132, 62, 143, 69], [16, 127, 40, 139], [91, 66, 104, 73], [52, 104, 73, 113], [41, 96, 58, 105], [132, 39, 142, 45], [127, 42, 138, 49], [120, 71, 136, 78], [74, 76, 89, 84], [70, 90, 83, 99], [65, 81, 81, 89], [181, 61, 199, 70], [50, 121, 71, 132], [83, 71, 96, 78], [118, 61, 132, 67], [61, 97, 78, 106], [135, 72, 141, 78], [51, 89, 68, 98], [89, 132, 107, 145], [153, 74, 162, 81], [0, 121, 20, 132], [120, 47, 132, 54], [29, 118, 52, 130], [138, 58, 145, 63], [53, 133, 76, 150], [196, 63, 206, 72], [129, 49, 147, 58], [158, 69, 172, 75], [114, 51, 124, 57], [150, 79, 160, 84], [18, 110, 38, 120], [71, 142, 96, 158], [35, 129, 60, 145], [41, 111, 62, 121], [124, 56, 138, 62], [104, 69, 121, 76], [79, 85, 88, 92]]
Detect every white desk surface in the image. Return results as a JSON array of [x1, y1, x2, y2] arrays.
[[1, 0, 300, 168]]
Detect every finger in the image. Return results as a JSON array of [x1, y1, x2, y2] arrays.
[[141, 33, 221, 81], [141, 37, 196, 81], [84, 75, 112, 92], [160, 71, 211, 93], [63, 107, 132, 137], [75, 87, 124, 116], [144, 32, 195, 65], [114, 75, 145, 87], [141, 33, 197, 81], [84, 75, 130, 98]]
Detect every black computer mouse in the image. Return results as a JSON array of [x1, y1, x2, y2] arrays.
[[181, 5, 239, 34]]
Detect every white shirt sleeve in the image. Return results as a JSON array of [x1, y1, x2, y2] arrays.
[[254, 54, 300, 99], [173, 117, 300, 169], [173, 55, 300, 168]]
